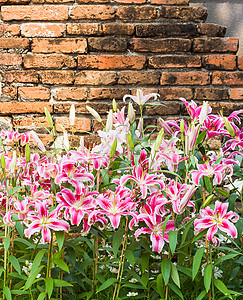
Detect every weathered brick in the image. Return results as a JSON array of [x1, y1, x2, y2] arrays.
[[0, 24, 20, 36], [0, 102, 52, 114], [193, 38, 239, 53], [0, 53, 22, 66], [3, 70, 38, 83], [194, 88, 228, 100], [55, 117, 91, 133], [23, 54, 76, 69], [32, 38, 87, 53], [146, 102, 181, 116], [158, 87, 193, 100], [118, 71, 160, 85], [131, 88, 158, 96], [0, 37, 29, 49], [77, 0, 109, 3], [148, 55, 201, 68], [161, 72, 210, 86], [151, 0, 189, 4], [117, 6, 156, 20], [238, 56, 243, 70], [16, 116, 49, 130], [78, 55, 146, 70], [212, 72, 243, 86], [2, 86, 17, 99], [0, 117, 12, 132], [130, 38, 191, 52], [114, 0, 146, 3], [210, 102, 243, 116], [67, 23, 102, 36], [160, 6, 207, 22], [135, 23, 197, 37], [198, 23, 226, 37], [70, 5, 115, 20], [75, 71, 117, 85], [202, 55, 236, 70], [53, 87, 88, 101], [230, 88, 243, 100], [54, 102, 108, 115], [102, 23, 134, 36], [32, 0, 72, 3], [21, 23, 65, 37], [18, 86, 50, 100], [1, 5, 68, 21], [88, 37, 127, 52], [89, 88, 130, 100], [39, 71, 74, 85]]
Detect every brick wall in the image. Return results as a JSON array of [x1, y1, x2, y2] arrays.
[[0, 0, 242, 145]]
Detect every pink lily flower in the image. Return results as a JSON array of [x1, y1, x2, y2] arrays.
[[201, 115, 227, 139], [180, 98, 212, 123], [24, 202, 69, 244], [194, 201, 239, 244], [123, 89, 159, 106], [69, 150, 108, 171]]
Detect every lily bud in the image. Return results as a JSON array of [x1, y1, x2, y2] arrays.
[[106, 109, 113, 132], [128, 102, 135, 124], [127, 133, 134, 151], [199, 101, 209, 125], [180, 119, 185, 134], [79, 136, 85, 152], [179, 185, 197, 212], [86, 106, 102, 123], [30, 131, 46, 153], [69, 104, 75, 126], [44, 107, 53, 130], [224, 117, 235, 137], [202, 194, 214, 208], [25, 144, 30, 162], [63, 130, 70, 151], [154, 128, 164, 152], [110, 138, 117, 159], [112, 98, 117, 112], [10, 150, 17, 174], [1, 154, 5, 170]]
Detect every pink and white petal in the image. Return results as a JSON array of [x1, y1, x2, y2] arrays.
[[206, 224, 218, 242], [150, 233, 165, 253], [24, 222, 41, 238], [109, 214, 121, 229], [134, 227, 152, 240], [224, 211, 239, 223], [194, 217, 214, 230], [42, 227, 51, 243], [214, 201, 228, 217], [218, 220, 238, 239]]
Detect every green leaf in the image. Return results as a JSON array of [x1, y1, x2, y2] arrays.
[[180, 219, 194, 247], [141, 252, 149, 273], [45, 277, 53, 299], [9, 255, 21, 275], [192, 247, 205, 280], [37, 292, 46, 300], [196, 130, 208, 145], [122, 283, 147, 290], [55, 231, 64, 251], [25, 266, 44, 290], [163, 214, 171, 236], [161, 258, 171, 286], [214, 279, 233, 299], [96, 278, 117, 293], [171, 264, 180, 288], [53, 279, 73, 287], [169, 230, 177, 255], [177, 266, 192, 278], [204, 176, 212, 193], [31, 249, 46, 275], [52, 258, 69, 273], [169, 283, 184, 299], [196, 290, 207, 300], [12, 215, 24, 238], [156, 274, 164, 297], [4, 236, 10, 252], [112, 229, 123, 258], [214, 188, 230, 198], [3, 287, 12, 300], [192, 229, 207, 244], [204, 264, 212, 292], [125, 249, 134, 267], [215, 253, 238, 266]]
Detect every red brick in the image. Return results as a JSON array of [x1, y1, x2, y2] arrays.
[[198, 23, 226, 37], [130, 38, 191, 53], [23, 54, 76, 69], [70, 5, 115, 20], [193, 38, 239, 53], [117, 6, 156, 20], [146, 102, 181, 116], [16, 116, 49, 130], [32, 38, 87, 53], [0, 24, 20, 36], [18, 86, 50, 100], [151, 0, 188, 4], [0, 102, 52, 114], [0, 53, 22, 66], [238, 56, 243, 70], [118, 71, 160, 85], [136, 23, 197, 37], [3, 71, 38, 83], [230, 88, 243, 100], [0, 37, 29, 49], [210, 102, 243, 116], [55, 117, 91, 133], [160, 6, 207, 22], [158, 87, 193, 101], [102, 23, 134, 36], [202, 55, 236, 70], [1, 5, 68, 21], [75, 71, 117, 85], [212, 72, 243, 86], [194, 88, 228, 100], [114, 0, 146, 3], [161, 72, 210, 86], [77, 0, 109, 2], [148, 55, 201, 68], [53, 87, 88, 101], [2, 86, 17, 99], [21, 23, 65, 37], [89, 88, 130, 100], [39, 71, 74, 85], [54, 102, 108, 115], [32, 0, 71, 2], [78, 55, 146, 70], [67, 23, 102, 36], [88, 37, 127, 52]]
